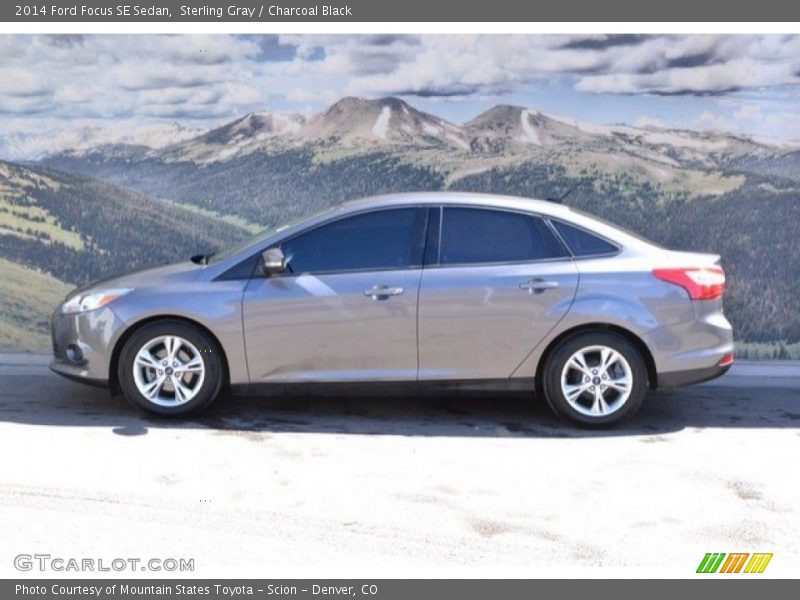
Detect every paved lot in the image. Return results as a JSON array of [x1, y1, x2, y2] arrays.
[[0, 355, 798, 577]]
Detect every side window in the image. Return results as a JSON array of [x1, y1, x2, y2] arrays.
[[281, 208, 425, 274], [439, 207, 567, 265], [552, 220, 619, 257]]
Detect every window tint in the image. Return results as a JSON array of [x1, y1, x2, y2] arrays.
[[552, 220, 619, 257], [282, 208, 425, 274], [439, 207, 567, 265]]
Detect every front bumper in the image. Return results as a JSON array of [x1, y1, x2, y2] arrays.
[[50, 304, 126, 385]]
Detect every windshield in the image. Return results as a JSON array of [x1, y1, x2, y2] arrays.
[[206, 206, 337, 265]]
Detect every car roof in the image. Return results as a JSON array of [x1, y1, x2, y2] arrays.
[[337, 191, 575, 219], [333, 192, 658, 254]]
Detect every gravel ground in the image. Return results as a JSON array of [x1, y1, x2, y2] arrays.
[[0, 356, 798, 577]]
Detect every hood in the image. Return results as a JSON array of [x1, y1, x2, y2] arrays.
[[66, 260, 203, 299]]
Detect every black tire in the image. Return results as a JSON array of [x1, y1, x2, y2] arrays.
[[542, 331, 648, 428], [117, 320, 224, 417]]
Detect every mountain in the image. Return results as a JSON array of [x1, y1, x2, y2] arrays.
[[39, 97, 765, 211], [156, 97, 469, 164], [13, 96, 800, 346], [16, 96, 794, 169], [186, 96, 471, 154], [0, 121, 207, 161], [464, 105, 787, 170], [300, 97, 468, 148], [465, 105, 596, 150], [161, 111, 305, 163]]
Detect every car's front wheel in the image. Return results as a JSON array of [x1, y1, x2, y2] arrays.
[[542, 331, 648, 428], [117, 320, 224, 416]]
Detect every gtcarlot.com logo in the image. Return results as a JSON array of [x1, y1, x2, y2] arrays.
[[697, 552, 773, 574], [14, 553, 194, 572]]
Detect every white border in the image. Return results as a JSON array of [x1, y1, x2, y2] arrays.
[[1, 17, 796, 580], [2, 22, 800, 34]]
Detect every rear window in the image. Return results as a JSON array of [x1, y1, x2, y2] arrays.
[[552, 220, 619, 257], [440, 207, 568, 265]]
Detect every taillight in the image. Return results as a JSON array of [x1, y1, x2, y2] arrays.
[[652, 267, 726, 300]]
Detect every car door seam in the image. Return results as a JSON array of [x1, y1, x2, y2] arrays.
[[240, 277, 254, 383], [509, 259, 581, 378]]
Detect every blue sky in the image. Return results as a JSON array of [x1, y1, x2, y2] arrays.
[[2, 34, 800, 146]]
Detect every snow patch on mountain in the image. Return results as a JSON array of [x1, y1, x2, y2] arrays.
[[446, 133, 469, 150], [519, 109, 542, 145], [423, 122, 442, 136], [372, 106, 391, 139]]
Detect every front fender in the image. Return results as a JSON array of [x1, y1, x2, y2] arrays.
[[107, 281, 250, 384]]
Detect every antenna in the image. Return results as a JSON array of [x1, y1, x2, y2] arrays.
[[545, 181, 587, 204]]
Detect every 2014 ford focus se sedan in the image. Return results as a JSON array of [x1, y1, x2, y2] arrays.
[[50, 192, 733, 427]]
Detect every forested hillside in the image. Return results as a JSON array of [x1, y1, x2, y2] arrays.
[[0, 160, 250, 347], [7, 96, 799, 348]]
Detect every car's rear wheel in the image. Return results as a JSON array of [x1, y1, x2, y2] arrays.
[[542, 331, 648, 428], [117, 320, 224, 416]]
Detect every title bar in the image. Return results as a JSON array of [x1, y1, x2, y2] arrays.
[[5, 0, 800, 22]]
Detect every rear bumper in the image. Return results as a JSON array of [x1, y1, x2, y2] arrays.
[[643, 304, 734, 389], [657, 362, 731, 388]]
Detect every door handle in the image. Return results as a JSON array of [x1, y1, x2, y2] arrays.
[[519, 278, 559, 294], [364, 285, 404, 300]]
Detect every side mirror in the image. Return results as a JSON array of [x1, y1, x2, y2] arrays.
[[261, 247, 286, 275]]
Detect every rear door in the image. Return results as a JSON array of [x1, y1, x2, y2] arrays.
[[418, 206, 579, 380]]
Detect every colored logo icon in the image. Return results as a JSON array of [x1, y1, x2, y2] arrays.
[[697, 553, 773, 573]]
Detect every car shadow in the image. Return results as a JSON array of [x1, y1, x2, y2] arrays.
[[0, 371, 798, 438]]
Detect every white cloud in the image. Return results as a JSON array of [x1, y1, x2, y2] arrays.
[[271, 34, 800, 99], [693, 110, 730, 132], [0, 67, 53, 97], [3, 34, 800, 142], [634, 116, 666, 128], [734, 104, 763, 121], [0, 35, 262, 123], [575, 59, 795, 95], [286, 87, 340, 104]]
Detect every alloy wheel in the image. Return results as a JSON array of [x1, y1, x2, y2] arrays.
[[132, 335, 206, 407], [559, 344, 633, 417]]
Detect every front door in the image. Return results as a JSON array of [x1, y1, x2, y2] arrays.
[[242, 207, 427, 382]]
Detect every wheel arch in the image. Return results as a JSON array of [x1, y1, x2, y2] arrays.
[[109, 315, 230, 394], [535, 323, 658, 391]]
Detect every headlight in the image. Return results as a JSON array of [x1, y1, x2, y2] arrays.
[[61, 288, 133, 314]]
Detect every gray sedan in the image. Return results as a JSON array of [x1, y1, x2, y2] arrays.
[[50, 193, 733, 427]]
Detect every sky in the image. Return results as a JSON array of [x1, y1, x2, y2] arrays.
[[3, 33, 800, 150]]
